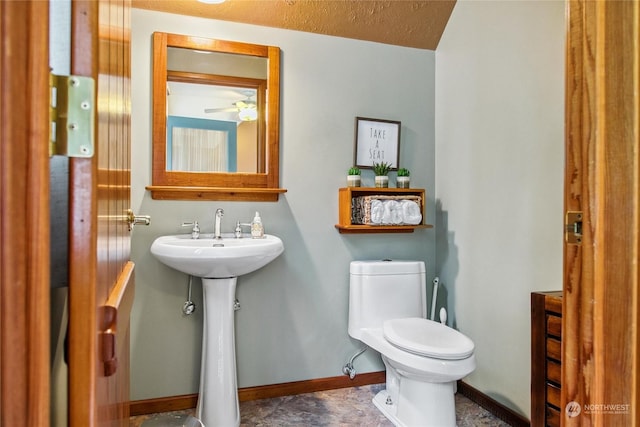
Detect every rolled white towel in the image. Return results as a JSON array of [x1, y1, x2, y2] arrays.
[[401, 200, 422, 225], [370, 199, 384, 224], [380, 200, 392, 224], [390, 200, 403, 224], [379, 200, 402, 224], [369, 199, 422, 225]]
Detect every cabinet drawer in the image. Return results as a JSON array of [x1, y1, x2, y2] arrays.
[[546, 405, 561, 427], [547, 359, 561, 385], [546, 337, 561, 361], [547, 314, 562, 338], [547, 383, 561, 409]]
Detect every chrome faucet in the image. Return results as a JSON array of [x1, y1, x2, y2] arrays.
[[214, 208, 224, 239]]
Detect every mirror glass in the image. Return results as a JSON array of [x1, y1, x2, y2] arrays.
[[166, 47, 267, 173], [149, 32, 283, 201]]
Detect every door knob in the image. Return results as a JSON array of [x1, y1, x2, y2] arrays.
[[126, 209, 150, 231]]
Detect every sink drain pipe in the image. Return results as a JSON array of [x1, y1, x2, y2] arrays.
[[342, 347, 367, 379]]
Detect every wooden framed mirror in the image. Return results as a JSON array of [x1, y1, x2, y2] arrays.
[[146, 32, 286, 201]]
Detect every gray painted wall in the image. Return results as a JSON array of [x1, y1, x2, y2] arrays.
[[130, 9, 436, 401], [435, 0, 565, 418]]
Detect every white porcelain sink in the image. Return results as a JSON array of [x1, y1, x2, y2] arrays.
[[150, 234, 284, 278], [149, 232, 284, 426]]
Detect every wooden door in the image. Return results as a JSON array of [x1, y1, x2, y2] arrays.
[[67, 0, 134, 426], [0, 1, 51, 425], [562, 1, 640, 425]]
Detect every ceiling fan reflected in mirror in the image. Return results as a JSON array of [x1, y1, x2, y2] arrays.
[[204, 87, 258, 122], [166, 80, 259, 123], [205, 97, 258, 122]]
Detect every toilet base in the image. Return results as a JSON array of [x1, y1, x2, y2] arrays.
[[372, 380, 456, 427], [373, 390, 402, 426]]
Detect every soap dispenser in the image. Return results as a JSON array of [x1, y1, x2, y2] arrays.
[[251, 211, 264, 238]]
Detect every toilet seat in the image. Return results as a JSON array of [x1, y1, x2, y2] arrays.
[[383, 317, 475, 360]]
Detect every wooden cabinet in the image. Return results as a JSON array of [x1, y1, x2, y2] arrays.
[[335, 187, 433, 234], [531, 291, 562, 427]]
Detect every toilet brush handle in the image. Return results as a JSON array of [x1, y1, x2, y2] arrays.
[[439, 307, 447, 325]]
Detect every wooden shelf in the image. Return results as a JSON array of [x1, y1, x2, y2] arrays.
[[335, 187, 433, 234], [335, 224, 433, 234], [146, 185, 287, 202]]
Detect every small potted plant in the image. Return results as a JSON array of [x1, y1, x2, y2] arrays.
[[373, 161, 391, 188], [396, 168, 410, 188], [347, 166, 361, 187]]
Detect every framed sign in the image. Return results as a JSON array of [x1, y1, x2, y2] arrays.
[[353, 117, 401, 169]]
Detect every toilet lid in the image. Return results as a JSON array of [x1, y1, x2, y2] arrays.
[[383, 317, 475, 360]]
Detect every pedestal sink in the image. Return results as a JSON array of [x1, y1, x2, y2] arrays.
[[150, 234, 284, 427]]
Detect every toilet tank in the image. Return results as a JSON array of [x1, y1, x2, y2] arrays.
[[348, 260, 426, 340]]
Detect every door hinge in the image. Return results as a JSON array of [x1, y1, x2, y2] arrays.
[[49, 73, 95, 158], [565, 211, 583, 245]]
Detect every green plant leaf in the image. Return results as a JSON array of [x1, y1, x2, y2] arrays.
[[373, 161, 391, 176]]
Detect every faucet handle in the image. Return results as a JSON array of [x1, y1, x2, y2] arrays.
[[234, 221, 251, 238], [181, 221, 200, 239]]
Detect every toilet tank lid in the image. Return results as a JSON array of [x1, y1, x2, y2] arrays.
[[350, 260, 425, 275]]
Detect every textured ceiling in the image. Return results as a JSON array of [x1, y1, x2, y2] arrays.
[[132, 0, 456, 50]]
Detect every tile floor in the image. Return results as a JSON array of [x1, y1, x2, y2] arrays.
[[130, 384, 511, 426]]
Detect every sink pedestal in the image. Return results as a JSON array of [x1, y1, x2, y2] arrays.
[[149, 233, 284, 426], [196, 277, 240, 427]]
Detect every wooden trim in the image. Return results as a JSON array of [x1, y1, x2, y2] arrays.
[[130, 371, 385, 416], [151, 31, 168, 186], [0, 0, 51, 425], [131, 373, 531, 427], [238, 371, 386, 402], [563, 1, 640, 425], [266, 46, 280, 188], [562, 1, 591, 422], [166, 32, 269, 57], [68, 1, 100, 426], [530, 293, 547, 426], [130, 394, 199, 417], [593, 2, 640, 422], [146, 185, 286, 201], [168, 71, 266, 88], [150, 32, 283, 201], [335, 224, 433, 234], [457, 381, 530, 427]]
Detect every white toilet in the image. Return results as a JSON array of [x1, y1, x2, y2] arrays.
[[348, 260, 476, 427]]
